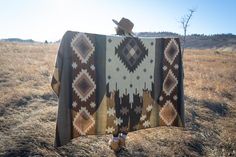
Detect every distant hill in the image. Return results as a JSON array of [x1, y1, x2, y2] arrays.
[[0, 38, 35, 43], [137, 32, 180, 38], [137, 32, 236, 50], [184, 34, 236, 50], [1, 32, 236, 51]]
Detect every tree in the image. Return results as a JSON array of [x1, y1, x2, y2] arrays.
[[180, 9, 196, 54], [180, 9, 196, 130]]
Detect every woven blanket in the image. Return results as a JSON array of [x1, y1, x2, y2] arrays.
[[51, 31, 185, 147]]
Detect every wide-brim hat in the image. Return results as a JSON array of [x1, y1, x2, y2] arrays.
[[112, 17, 134, 35]]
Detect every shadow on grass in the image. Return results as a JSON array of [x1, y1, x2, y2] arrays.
[[4, 92, 57, 107], [2, 136, 50, 157], [115, 147, 148, 157], [184, 139, 205, 156], [201, 100, 229, 116], [185, 96, 229, 117], [3, 148, 43, 157]]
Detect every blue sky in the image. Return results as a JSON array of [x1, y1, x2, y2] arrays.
[[0, 0, 235, 41]]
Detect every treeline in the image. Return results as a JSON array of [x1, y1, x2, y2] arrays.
[[137, 32, 236, 49]]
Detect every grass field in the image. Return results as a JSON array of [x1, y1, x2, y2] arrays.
[[0, 42, 235, 156]]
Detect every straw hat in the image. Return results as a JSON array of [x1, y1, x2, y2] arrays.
[[112, 17, 134, 34]]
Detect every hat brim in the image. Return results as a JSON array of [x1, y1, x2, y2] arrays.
[[112, 19, 135, 35]]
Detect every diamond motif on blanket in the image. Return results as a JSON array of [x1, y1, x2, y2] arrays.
[[72, 69, 96, 102], [73, 107, 95, 135], [159, 100, 177, 126], [115, 37, 148, 72], [164, 39, 179, 65], [71, 33, 94, 63], [163, 70, 178, 96]]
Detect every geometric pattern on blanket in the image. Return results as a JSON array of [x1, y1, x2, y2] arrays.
[[115, 37, 148, 73], [106, 37, 155, 104], [72, 69, 96, 102], [159, 38, 180, 126], [72, 35, 181, 133], [71, 32, 97, 129], [164, 38, 179, 65], [159, 100, 177, 126], [73, 107, 95, 135], [71, 33, 95, 64], [51, 31, 184, 147], [163, 70, 178, 96], [105, 36, 157, 133]]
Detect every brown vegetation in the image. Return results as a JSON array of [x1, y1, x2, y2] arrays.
[[0, 42, 235, 156]]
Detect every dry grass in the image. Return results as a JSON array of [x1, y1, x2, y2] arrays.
[[0, 42, 235, 156]]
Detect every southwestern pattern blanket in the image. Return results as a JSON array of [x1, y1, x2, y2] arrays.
[[51, 31, 185, 147]]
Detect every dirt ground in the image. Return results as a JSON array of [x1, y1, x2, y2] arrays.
[[0, 42, 235, 156]]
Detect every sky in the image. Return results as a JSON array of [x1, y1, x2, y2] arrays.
[[0, 0, 235, 41]]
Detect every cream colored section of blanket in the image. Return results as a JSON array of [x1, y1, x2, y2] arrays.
[[105, 36, 156, 104]]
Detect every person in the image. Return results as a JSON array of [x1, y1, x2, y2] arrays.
[[108, 17, 135, 152]]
